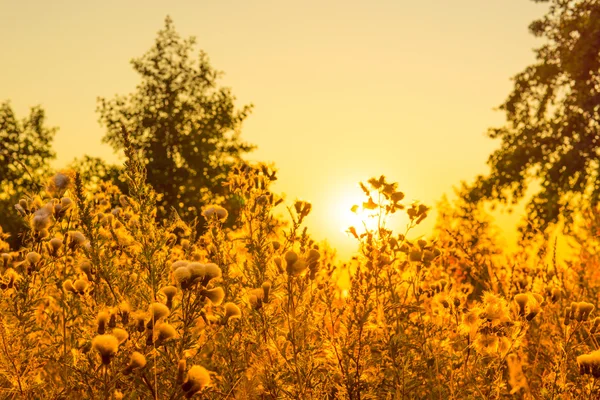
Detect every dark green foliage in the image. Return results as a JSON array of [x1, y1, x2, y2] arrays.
[[0, 101, 56, 248], [468, 0, 600, 237], [97, 16, 254, 227]]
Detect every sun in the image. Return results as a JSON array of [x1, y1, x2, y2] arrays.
[[333, 185, 379, 236]]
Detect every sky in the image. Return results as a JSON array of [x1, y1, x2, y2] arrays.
[[0, 0, 548, 258]]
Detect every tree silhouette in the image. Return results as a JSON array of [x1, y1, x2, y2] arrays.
[[98, 16, 254, 225], [468, 0, 600, 236]]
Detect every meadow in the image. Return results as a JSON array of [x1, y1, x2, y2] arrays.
[[1, 136, 599, 400]]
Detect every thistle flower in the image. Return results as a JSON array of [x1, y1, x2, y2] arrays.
[[133, 312, 147, 332], [575, 302, 595, 321], [92, 334, 119, 365], [26, 251, 41, 265], [284, 251, 298, 270], [289, 259, 307, 276], [173, 266, 192, 288], [161, 286, 178, 308], [577, 350, 600, 377], [201, 287, 225, 306], [112, 328, 129, 344], [97, 311, 110, 334], [67, 231, 87, 249], [73, 279, 89, 295], [514, 293, 530, 316], [202, 205, 228, 221], [170, 260, 190, 272], [48, 238, 63, 256], [123, 351, 146, 375], [187, 262, 205, 282], [119, 301, 131, 325], [223, 302, 241, 325], [30, 205, 53, 231], [262, 281, 272, 303], [155, 323, 178, 344], [182, 365, 211, 396], [201, 263, 222, 286], [62, 279, 75, 293], [47, 171, 74, 195], [147, 302, 170, 328]]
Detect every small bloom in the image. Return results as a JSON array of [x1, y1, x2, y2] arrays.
[[92, 334, 119, 365]]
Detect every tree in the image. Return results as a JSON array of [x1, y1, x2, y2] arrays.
[[97, 16, 254, 226], [467, 0, 600, 237], [0, 101, 56, 248]]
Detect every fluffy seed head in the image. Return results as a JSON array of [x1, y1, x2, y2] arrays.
[[149, 302, 170, 321], [112, 328, 129, 344], [173, 267, 192, 286], [92, 334, 119, 364], [224, 302, 242, 323], [26, 252, 41, 265], [156, 323, 178, 343], [182, 365, 211, 394], [73, 279, 89, 294], [203, 263, 222, 280], [202, 287, 225, 306]]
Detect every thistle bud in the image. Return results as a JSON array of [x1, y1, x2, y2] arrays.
[[262, 281, 272, 303]]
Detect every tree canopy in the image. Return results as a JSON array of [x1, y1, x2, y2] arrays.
[[0, 101, 56, 247], [467, 0, 600, 236], [97, 16, 254, 224]]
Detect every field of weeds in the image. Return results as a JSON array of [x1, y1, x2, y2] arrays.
[[1, 144, 600, 400]]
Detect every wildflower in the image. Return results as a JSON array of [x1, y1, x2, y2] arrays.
[[262, 281, 272, 303], [202, 205, 228, 221], [161, 286, 178, 308], [284, 251, 298, 270], [30, 204, 53, 231], [155, 323, 178, 344], [201, 287, 225, 306], [92, 334, 119, 365], [112, 328, 129, 344], [223, 302, 241, 325], [147, 302, 170, 328], [26, 251, 41, 265], [169, 261, 188, 272], [133, 312, 147, 332], [577, 350, 600, 377], [173, 266, 192, 288], [119, 301, 131, 325], [575, 302, 595, 321], [182, 365, 211, 396], [201, 263, 222, 286], [409, 251, 422, 262], [67, 231, 87, 249], [123, 351, 146, 375], [62, 279, 75, 293], [73, 279, 89, 295], [47, 170, 74, 195], [97, 311, 110, 334], [187, 262, 206, 282]]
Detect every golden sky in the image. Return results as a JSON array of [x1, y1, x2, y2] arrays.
[[0, 0, 548, 258]]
